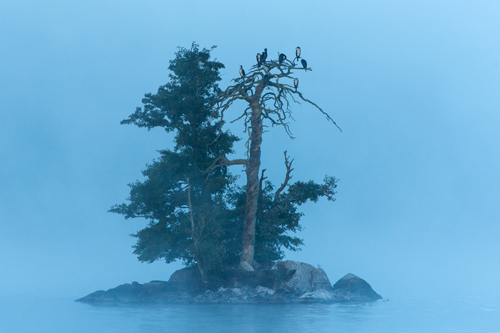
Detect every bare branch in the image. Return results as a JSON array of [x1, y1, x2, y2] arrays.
[[274, 151, 294, 201], [205, 155, 247, 176], [291, 89, 342, 132]]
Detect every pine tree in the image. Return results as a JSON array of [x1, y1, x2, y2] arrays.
[[109, 43, 240, 282]]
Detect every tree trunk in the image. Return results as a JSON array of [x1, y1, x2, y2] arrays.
[[240, 84, 264, 270]]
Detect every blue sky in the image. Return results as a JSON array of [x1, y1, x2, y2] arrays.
[[1, 0, 499, 298]]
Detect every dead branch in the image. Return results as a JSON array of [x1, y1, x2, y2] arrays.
[[212, 51, 340, 169], [205, 155, 247, 176], [274, 151, 294, 201]]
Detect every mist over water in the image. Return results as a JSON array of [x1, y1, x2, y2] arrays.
[[1, 0, 500, 331], [2, 291, 500, 332]]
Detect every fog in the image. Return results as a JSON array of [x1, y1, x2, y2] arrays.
[[1, 0, 499, 300]]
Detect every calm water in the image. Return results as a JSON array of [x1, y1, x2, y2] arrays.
[[1, 291, 500, 332]]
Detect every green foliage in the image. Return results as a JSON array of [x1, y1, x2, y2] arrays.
[[110, 43, 240, 280], [227, 176, 337, 264]]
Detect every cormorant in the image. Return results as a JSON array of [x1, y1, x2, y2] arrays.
[[294, 78, 299, 90], [295, 47, 301, 60], [239, 65, 245, 78], [261, 48, 268, 63], [279, 53, 287, 64], [256, 53, 262, 67], [301, 59, 308, 70]]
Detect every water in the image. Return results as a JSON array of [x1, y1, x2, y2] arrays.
[[1, 291, 500, 332]]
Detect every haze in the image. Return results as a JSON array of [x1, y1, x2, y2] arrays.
[[1, 1, 499, 300]]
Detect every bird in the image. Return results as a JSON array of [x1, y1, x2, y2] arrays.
[[279, 53, 287, 64], [301, 59, 308, 70], [261, 48, 268, 63], [294, 78, 299, 90], [256, 53, 262, 67], [239, 65, 245, 78], [295, 47, 301, 60]]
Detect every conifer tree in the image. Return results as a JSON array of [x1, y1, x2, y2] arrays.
[[109, 43, 239, 282]]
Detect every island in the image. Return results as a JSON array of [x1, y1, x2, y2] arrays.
[[77, 261, 382, 304], [90, 44, 381, 305]]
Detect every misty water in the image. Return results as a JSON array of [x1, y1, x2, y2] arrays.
[[2, 290, 500, 332]]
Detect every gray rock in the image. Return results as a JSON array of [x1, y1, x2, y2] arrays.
[[76, 263, 382, 304], [272, 260, 316, 295], [272, 261, 333, 295], [299, 289, 340, 303], [255, 286, 275, 295], [311, 267, 334, 292], [75, 280, 195, 304], [168, 267, 202, 292], [332, 273, 382, 301]]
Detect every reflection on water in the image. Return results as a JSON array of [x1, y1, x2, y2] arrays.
[[1, 291, 500, 333]]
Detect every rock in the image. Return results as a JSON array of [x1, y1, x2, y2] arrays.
[[255, 286, 275, 295], [299, 289, 341, 303], [272, 261, 315, 295], [311, 267, 334, 292], [272, 261, 333, 295], [76, 262, 382, 304], [76, 290, 106, 303], [239, 261, 255, 272], [167, 267, 202, 292], [76, 282, 143, 303], [75, 280, 195, 304], [332, 273, 382, 301], [268, 288, 295, 303]]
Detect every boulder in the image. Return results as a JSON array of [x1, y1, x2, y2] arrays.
[[332, 273, 382, 301], [167, 267, 202, 292], [311, 267, 334, 292], [272, 261, 333, 296]]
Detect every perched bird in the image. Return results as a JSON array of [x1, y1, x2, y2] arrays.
[[264, 67, 270, 75], [256, 53, 262, 67], [301, 59, 308, 70], [279, 53, 287, 64], [261, 48, 268, 63], [295, 47, 301, 60], [294, 78, 299, 90], [239, 65, 245, 78]]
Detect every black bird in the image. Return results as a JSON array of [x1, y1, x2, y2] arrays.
[[294, 78, 299, 90], [239, 65, 245, 78], [301, 59, 308, 70], [256, 53, 262, 67], [261, 48, 268, 63], [279, 53, 287, 64], [295, 47, 301, 60]]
